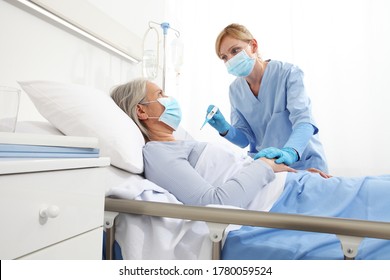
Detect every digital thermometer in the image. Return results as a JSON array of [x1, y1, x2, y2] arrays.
[[200, 106, 218, 130]]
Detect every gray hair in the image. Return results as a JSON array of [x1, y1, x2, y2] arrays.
[[110, 78, 150, 140]]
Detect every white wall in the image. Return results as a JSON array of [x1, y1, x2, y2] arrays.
[[88, 0, 170, 87], [0, 0, 141, 121], [163, 0, 390, 176]]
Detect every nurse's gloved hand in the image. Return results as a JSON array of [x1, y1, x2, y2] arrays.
[[207, 105, 230, 135], [254, 147, 298, 166]]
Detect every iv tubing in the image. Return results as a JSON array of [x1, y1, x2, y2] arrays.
[[148, 21, 180, 91]]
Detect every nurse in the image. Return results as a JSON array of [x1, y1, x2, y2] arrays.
[[207, 23, 328, 172]]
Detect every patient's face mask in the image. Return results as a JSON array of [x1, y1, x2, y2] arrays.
[[225, 48, 256, 77], [141, 97, 182, 130]]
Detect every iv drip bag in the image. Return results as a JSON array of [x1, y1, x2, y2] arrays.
[[143, 50, 158, 79], [171, 37, 184, 74], [142, 27, 159, 79]]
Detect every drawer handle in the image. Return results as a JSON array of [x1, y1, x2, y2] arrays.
[[39, 205, 60, 219]]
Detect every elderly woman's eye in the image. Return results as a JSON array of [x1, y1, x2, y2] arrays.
[[159, 91, 166, 97]]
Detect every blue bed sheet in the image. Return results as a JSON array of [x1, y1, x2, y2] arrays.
[[222, 172, 390, 260]]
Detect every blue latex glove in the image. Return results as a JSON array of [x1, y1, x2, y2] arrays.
[[254, 147, 298, 165], [206, 105, 231, 135]]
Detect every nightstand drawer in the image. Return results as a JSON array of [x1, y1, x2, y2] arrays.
[[0, 166, 106, 259], [18, 228, 103, 260]]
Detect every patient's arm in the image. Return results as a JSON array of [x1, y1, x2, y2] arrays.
[[259, 158, 332, 178], [259, 158, 297, 173]]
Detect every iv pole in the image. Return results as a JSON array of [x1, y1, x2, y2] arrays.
[[147, 21, 180, 91]]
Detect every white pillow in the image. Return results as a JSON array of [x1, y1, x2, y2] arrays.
[[16, 120, 63, 135], [18, 80, 145, 174]]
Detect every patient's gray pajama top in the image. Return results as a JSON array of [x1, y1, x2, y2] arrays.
[[143, 140, 275, 208]]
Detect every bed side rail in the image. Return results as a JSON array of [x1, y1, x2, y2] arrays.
[[104, 198, 390, 259]]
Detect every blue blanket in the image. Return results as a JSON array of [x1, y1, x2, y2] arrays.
[[222, 172, 390, 259]]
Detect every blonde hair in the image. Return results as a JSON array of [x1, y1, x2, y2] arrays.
[[215, 23, 260, 58], [110, 78, 150, 140]]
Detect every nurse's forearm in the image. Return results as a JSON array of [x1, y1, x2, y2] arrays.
[[223, 126, 249, 148], [284, 122, 315, 158]]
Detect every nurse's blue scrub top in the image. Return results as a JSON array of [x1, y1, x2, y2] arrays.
[[225, 60, 328, 172]]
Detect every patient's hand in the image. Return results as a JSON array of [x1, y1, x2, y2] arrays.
[[259, 157, 297, 173], [306, 168, 332, 179]]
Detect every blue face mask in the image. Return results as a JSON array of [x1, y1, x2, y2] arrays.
[[225, 49, 255, 77], [144, 97, 182, 130]]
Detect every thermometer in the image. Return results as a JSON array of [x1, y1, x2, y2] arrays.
[[200, 106, 218, 130]]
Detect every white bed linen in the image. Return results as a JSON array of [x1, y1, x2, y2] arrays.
[[195, 142, 286, 212], [105, 167, 213, 259]]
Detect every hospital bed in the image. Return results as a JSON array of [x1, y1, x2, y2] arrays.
[[104, 198, 390, 260]]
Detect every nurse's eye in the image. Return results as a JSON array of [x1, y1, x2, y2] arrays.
[[220, 54, 227, 61], [231, 47, 242, 56]]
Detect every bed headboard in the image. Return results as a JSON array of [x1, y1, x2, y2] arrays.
[[0, 0, 143, 122]]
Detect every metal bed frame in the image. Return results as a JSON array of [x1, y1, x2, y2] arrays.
[[104, 197, 390, 260]]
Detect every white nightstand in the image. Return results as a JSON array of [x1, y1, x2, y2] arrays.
[[0, 157, 110, 259]]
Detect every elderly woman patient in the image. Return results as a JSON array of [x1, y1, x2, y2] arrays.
[[110, 78, 390, 260]]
